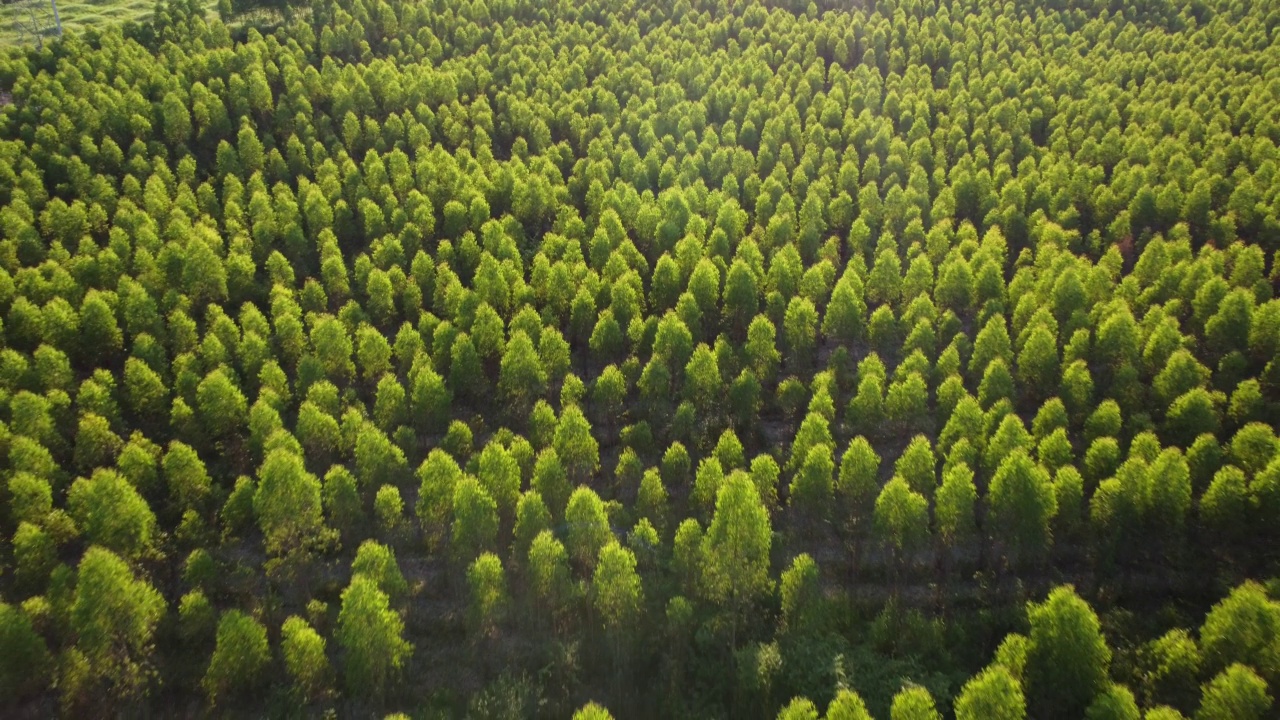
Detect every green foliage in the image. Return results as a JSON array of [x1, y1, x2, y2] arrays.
[[68, 469, 156, 560], [955, 666, 1026, 720], [703, 473, 773, 643], [0, 602, 52, 699], [528, 530, 573, 619], [790, 445, 835, 518], [1199, 582, 1280, 681], [532, 448, 570, 520], [890, 685, 941, 720], [593, 542, 643, 636], [1201, 467, 1252, 543], [254, 447, 330, 558], [937, 463, 978, 544], [838, 436, 881, 513], [352, 540, 409, 604], [70, 547, 165, 703], [572, 703, 615, 720], [777, 697, 820, 720], [989, 450, 1057, 564], [1196, 664, 1271, 720], [828, 689, 875, 719], [1026, 586, 1112, 720], [896, 436, 936, 498], [468, 553, 508, 636], [779, 553, 820, 636], [374, 484, 404, 534], [875, 476, 930, 559], [477, 439, 521, 518], [203, 610, 270, 705], [336, 575, 411, 698], [2, 0, 1279, 713], [565, 486, 612, 571], [281, 616, 330, 701], [1142, 629, 1201, 714], [163, 441, 211, 512], [452, 477, 499, 563], [1086, 684, 1140, 720], [555, 405, 600, 484]]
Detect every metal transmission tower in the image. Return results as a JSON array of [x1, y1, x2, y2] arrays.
[[6, 0, 62, 49]]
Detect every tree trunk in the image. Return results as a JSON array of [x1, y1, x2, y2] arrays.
[[729, 593, 741, 718], [935, 537, 949, 614], [849, 531, 863, 586], [891, 547, 901, 600]]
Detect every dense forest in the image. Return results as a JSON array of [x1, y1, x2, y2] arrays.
[[0, 0, 1279, 716]]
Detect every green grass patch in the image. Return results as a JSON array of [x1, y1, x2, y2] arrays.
[[0, 0, 213, 47]]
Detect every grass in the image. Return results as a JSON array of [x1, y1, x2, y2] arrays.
[[0, 0, 215, 48]]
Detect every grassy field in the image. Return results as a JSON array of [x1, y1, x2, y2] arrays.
[[0, 0, 216, 47]]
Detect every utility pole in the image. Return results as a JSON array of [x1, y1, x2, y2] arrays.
[[7, 0, 61, 47]]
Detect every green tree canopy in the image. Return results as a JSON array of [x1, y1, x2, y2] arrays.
[[1196, 664, 1271, 720], [702, 472, 773, 648], [1026, 586, 1112, 720], [203, 610, 270, 704], [336, 575, 411, 698], [281, 616, 330, 701], [253, 447, 330, 558], [955, 665, 1026, 720], [71, 547, 166, 702]]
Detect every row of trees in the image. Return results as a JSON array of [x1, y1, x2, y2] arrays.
[[779, 581, 1280, 720], [0, 0, 1278, 716]]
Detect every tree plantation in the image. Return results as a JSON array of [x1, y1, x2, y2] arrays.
[[1, 0, 1280, 716]]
